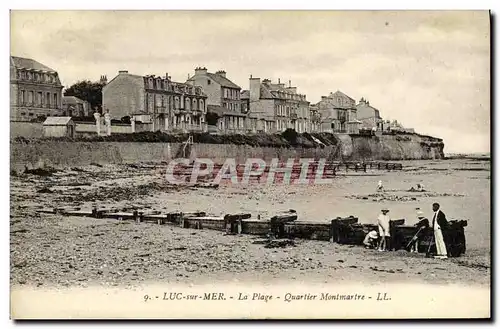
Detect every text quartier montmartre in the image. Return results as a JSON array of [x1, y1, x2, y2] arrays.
[[284, 293, 365, 302]]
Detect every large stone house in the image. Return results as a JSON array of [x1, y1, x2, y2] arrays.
[[10, 56, 63, 121], [102, 70, 207, 132], [240, 77, 310, 133], [186, 67, 246, 134], [309, 104, 322, 133], [356, 98, 384, 131], [316, 90, 361, 134]]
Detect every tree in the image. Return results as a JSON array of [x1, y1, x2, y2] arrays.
[[64, 80, 105, 113], [205, 112, 220, 126]]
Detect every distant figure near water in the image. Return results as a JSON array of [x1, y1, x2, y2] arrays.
[[377, 180, 384, 192], [409, 183, 425, 192]]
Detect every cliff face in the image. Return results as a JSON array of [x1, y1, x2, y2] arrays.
[[337, 133, 445, 160]]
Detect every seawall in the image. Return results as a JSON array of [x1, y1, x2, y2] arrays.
[[10, 133, 444, 172]]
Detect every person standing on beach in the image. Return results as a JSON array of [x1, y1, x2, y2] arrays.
[[377, 180, 384, 192], [377, 208, 391, 251], [431, 203, 449, 259]]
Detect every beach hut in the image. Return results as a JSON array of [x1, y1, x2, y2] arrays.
[[42, 117, 75, 138]]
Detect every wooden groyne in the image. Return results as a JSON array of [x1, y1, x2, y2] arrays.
[[167, 160, 403, 183], [37, 203, 467, 257]]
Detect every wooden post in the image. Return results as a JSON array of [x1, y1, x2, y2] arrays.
[[237, 219, 242, 234]]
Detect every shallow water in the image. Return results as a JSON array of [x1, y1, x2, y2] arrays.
[[156, 159, 490, 252]]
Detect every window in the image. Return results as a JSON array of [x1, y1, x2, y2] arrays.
[[27, 72, 32, 80], [53, 93, 58, 107], [28, 113, 33, 116], [20, 90, 25, 105], [20, 71, 25, 79], [20, 112, 26, 116], [46, 92, 51, 107], [207, 79, 211, 85], [235, 103, 239, 111], [28, 91, 34, 104], [223, 102, 227, 108], [37, 92, 42, 106]]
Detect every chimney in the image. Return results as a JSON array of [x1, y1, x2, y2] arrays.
[[165, 72, 169, 80], [216, 70, 226, 78], [118, 70, 128, 74], [250, 76, 261, 102], [195, 67, 207, 75], [278, 78, 280, 84], [289, 80, 291, 88]]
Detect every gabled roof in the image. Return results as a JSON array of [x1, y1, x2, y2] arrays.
[[105, 72, 144, 88], [11, 56, 56, 72], [206, 73, 241, 89], [330, 90, 355, 102], [43, 117, 74, 125], [188, 72, 241, 89], [260, 85, 275, 99]]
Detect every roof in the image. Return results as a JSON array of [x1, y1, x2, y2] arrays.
[[10, 56, 56, 72], [331, 90, 355, 102], [62, 96, 87, 104], [207, 105, 225, 116], [241, 90, 249, 99], [188, 72, 241, 89], [207, 73, 241, 89], [43, 117, 74, 126]]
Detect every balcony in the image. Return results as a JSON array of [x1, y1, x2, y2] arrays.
[[191, 108, 204, 116]]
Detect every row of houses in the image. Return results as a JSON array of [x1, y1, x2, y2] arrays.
[[10, 55, 415, 136]]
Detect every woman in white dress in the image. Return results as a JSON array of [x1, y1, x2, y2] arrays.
[[377, 208, 391, 251]]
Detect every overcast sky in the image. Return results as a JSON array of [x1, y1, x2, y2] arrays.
[[10, 10, 490, 154]]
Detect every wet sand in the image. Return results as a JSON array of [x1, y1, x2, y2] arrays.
[[10, 158, 490, 288]]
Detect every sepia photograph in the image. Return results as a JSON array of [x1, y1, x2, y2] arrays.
[[8, 8, 491, 319]]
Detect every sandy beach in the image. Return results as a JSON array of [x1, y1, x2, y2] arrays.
[[10, 158, 490, 289]]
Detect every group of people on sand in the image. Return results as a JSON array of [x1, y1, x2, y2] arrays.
[[363, 202, 451, 259], [376, 180, 425, 193]]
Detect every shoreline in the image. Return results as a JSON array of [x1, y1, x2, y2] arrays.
[[10, 158, 491, 290]]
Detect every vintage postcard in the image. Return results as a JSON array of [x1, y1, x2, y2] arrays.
[[9, 9, 491, 319]]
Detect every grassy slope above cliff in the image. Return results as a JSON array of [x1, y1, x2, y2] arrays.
[[12, 130, 445, 161], [13, 129, 342, 149]]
